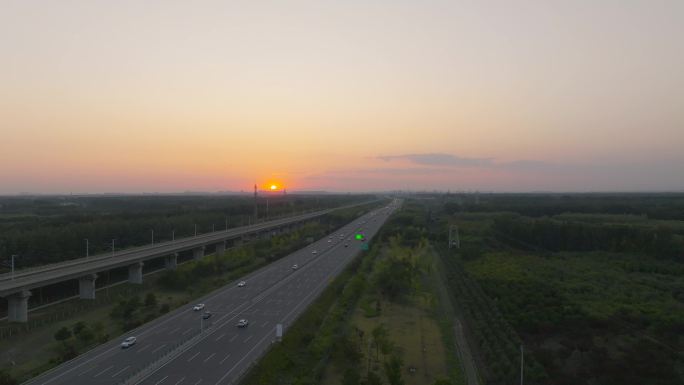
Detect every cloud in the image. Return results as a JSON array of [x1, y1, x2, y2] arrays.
[[377, 152, 574, 172], [377, 153, 493, 167]]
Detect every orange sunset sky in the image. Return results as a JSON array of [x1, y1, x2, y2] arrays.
[[1, 1, 683, 193]]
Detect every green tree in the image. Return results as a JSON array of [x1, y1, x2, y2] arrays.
[[343, 368, 362, 385], [383, 355, 404, 385], [432, 380, 452, 385], [54, 326, 72, 343], [365, 371, 383, 385], [145, 292, 157, 307], [76, 325, 95, 345], [371, 323, 390, 361], [0, 369, 17, 385], [72, 321, 86, 336]]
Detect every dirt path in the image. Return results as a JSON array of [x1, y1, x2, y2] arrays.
[[430, 247, 480, 385]]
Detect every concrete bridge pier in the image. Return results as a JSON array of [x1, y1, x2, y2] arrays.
[[165, 253, 178, 270], [193, 246, 205, 261], [128, 262, 144, 284], [7, 290, 31, 323], [215, 242, 226, 256], [78, 274, 98, 299]]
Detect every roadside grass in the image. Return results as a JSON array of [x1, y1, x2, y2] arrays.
[[351, 299, 449, 385], [320, 240, 459, 385]]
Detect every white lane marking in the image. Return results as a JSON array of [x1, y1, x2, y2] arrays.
[[78, 366, 95, 376], [215, 333, 226, 341], [25, 211, 372, 385], [174, 377, 185, 385], [193, 379, 203, 385], [136, 344, 152, 354], [187, 351, 201, 362], [215, 330, 274, 383], [169, 327, 181, 334], [229, 334, 238, 342], [151, 344, 168, 354], [219, 353, 231, 364], [243, 335, 253, 343], [93, 365, 113, 378], [261, 321, 269, 328], [154, 375, 168, 385], [182, 328, 193, 336], [111, 365, 130, 378], [203, 353, 215, 363]]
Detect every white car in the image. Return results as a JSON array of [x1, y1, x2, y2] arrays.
[[193, 303, 205, 311], [291, 264, 299, 270], [311, 250, 317, 254], [236, 319, 249, 328], [121, 336, 136, 348], [237, 281, 246, 287]]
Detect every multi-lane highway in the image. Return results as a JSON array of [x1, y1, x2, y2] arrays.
[[24, 200, 399, 385]]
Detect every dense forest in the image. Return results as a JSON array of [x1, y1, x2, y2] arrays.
[[429, 193, 684, 385], [443, 193, 684, 220], [0, 194, 373, 269]]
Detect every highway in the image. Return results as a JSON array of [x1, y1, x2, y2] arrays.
[[24, 200, 399, 385], [0, 201, 373, 298]]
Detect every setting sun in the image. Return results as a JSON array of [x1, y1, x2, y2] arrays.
[[270, 185, 277, 190]]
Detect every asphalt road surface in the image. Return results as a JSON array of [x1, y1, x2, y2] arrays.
[[24, 200, 399, 385]]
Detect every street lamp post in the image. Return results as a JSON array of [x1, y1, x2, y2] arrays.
[[520, 344, 524, 385], [111, 239, 116, 255], [194, 224, 197, 237], [85, 238, 89, 258], [172, 229, 175, 241], [11, 254, 18, 280], [151, 229, 154, 245]]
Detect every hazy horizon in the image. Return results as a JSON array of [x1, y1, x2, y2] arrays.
[[2, 1, 683, 194]]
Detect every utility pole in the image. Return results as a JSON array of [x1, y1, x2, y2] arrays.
[[111, 239, 116, 255], [212, 224, 215, 232], [194, 224, 197, 237], [172, 229, 175, 241], [85, 239, 89, 258], [225, 216, 228, 230], [253, 184, 258, 223], [151, 229, 154, 245], [448, 224, 460, 249], [266, 198, 269, 219]]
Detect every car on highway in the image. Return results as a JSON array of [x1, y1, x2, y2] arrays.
[[237, 281, 246, 287], [202, 311, 212, 320], [193, 303, 205, 311], [312, 250, 317, 254], [344, 244, 348, 247], [121, 336, 136, 348], [236, 319, 249, 328], [292, 264, 299, 270]]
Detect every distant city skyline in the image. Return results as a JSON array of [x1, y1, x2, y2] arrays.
[[1, 1, 682, 194]]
